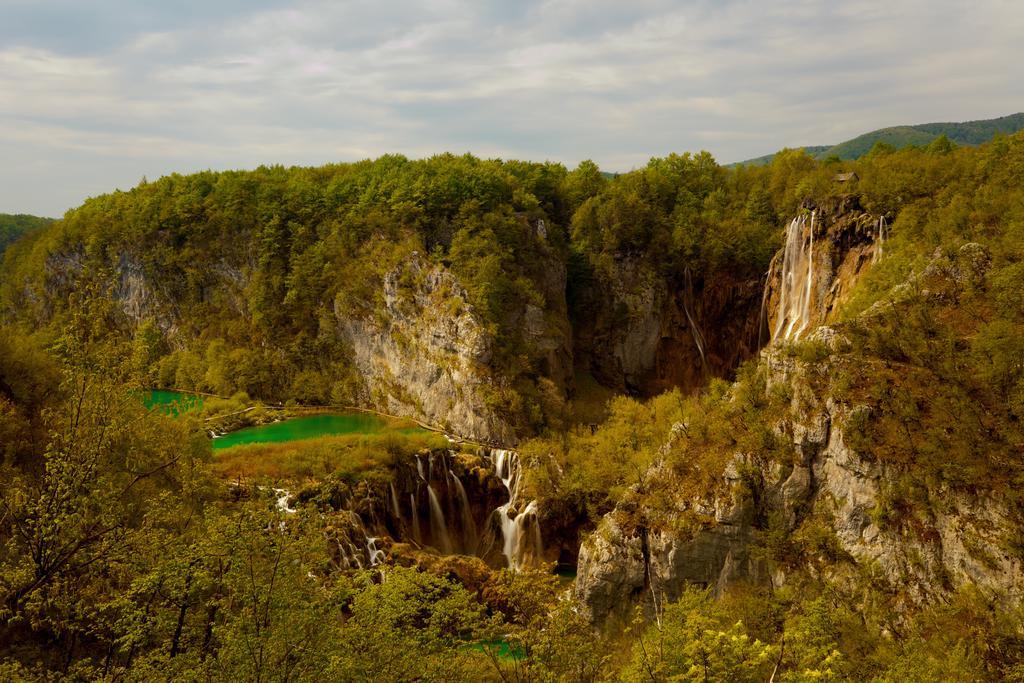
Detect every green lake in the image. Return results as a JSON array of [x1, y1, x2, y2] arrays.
[[143, 390, 203, 415], [212, 412, 426, 450], [141, 390, 429, 448]]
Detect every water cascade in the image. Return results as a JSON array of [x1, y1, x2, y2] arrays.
[[682, 267, 708, 372], [771, 212, 817, 342], [762, 208, 889, 348], [389, 482, 402, 521], [490, 449, 543, 570], [873, 216, 887, 263], [427, 485, 453, 554], [410, 493, 422, 544], [450, 468, 477, 555], [367, 537, 385, 566], [270, 447, 543, 570], [272, 488, 295, 514]]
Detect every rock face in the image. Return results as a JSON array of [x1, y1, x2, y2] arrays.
[[338, 254, 515, 443], [765, 336, 1024, 606], [114, 253, 180, 335], [573, 208, 1024, 625], [574, 513, 769, 624], [573, 258, 763, 396], [575, 327, 1024, 623], [337, 251, 573, 443]]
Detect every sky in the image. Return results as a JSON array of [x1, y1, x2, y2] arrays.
[[1, 0, 1022, 217]]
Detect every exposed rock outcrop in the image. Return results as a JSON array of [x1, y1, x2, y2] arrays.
[[338, 254, 516, 443], [575, 320, 1024, 623], [573, 258, 764, 396], [573, 205, 1024, 625]]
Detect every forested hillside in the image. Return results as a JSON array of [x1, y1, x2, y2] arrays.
[[0, 152, 807, 440], [2, 132, 1024, 680], [0, 214, 53, 255], [735, 111, 1024, 165]]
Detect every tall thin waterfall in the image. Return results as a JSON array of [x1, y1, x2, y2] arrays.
[[389, 482, 401, 521], [410, 492, 422, 544], [682, 267, 708, 372], [873, 216, 887, 263], [771, 212, 817, 342], [427, 485, 453, 554], [450, 468, 477, 555]]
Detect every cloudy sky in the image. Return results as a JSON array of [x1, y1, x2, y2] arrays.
[[2, 0, 1022, 217]]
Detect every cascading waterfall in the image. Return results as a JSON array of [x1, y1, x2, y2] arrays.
[[771, 212, 816, 342], [427, 485, 453, 554], [763, 210, 888, 347], [450, 468, 477, 555], [272, 488, 295, 514], [490, 449, 543, 570], [273, 447, 542, 570], [366, 537, 385, 566]]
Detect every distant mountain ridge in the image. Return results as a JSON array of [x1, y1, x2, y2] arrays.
[[733, 112, 1024, 166]]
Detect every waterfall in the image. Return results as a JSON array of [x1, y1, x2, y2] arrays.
[[272, 488, 295, 514], [389, 482, 401, 521], [489, 449, 542, 570], [757, 268, 772, 348], [348, 542, 364, 569], [450, 468, 477, 555], [367, 537, 385, 566], [427, 485, 453, 554], [682, 267, 708, 372], [873, 216, 887, 263], [770, 212, 817, 343], [410, 493, 422, 544], [309, 447, 543, 570], [764, 210, 888, 346]]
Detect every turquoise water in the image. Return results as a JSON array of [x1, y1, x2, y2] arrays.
[[470, 639, 523, 660], [212, 412, 424, 450], [144, 390, 203, 415]]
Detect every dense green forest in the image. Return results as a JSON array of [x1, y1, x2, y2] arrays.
[[735, 111, 1024, 165], [2, 131, 1024, 680], [0, 150, 799, 435], [0, 214, 53, 255]]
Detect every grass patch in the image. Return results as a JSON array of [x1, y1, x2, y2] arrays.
[[212, 430, 448, 481]]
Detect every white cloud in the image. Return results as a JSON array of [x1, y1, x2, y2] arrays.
[[0, 0, 1022, 216]]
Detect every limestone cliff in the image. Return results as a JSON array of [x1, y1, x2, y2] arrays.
[[573, 207, 1024, 625], [575, 324, 1024, 623], [572, 258, 763, 396], [337, 253, 517, 443]]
